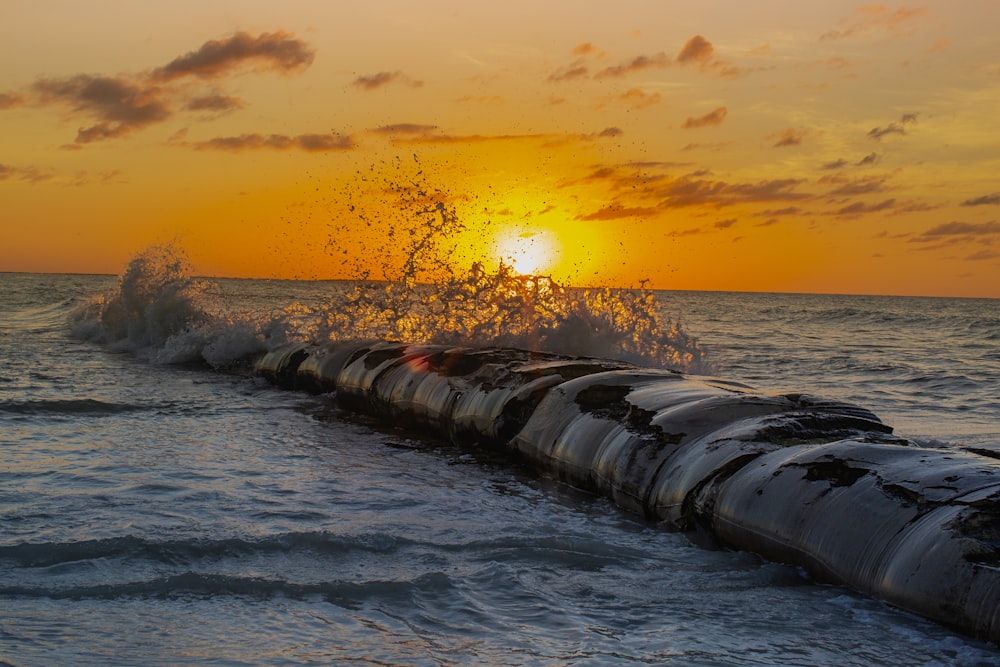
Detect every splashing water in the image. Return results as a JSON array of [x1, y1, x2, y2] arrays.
[[71, 162, 707, 373]]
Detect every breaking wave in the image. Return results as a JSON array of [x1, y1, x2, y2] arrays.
[[69, 165, 707, 372]]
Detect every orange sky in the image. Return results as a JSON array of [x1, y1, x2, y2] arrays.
[[1, 1, 999, 296]]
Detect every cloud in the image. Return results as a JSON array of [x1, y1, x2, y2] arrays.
[[557, 163, 672, 192], [676, 35, 743, 77], [926, 39, 951, 54], [753, 206, 803, 218], [368, 123, 439, 136], [681, 141, 734, 152], [193, 132, 354, 152], [831, 199, 896, 217], [548, 64, 589, 82], [887, 200, 944, 216], [682, 107, 727, 129], [577, 203, 659, 221], [667, 226, 707, 238], [456, 95, 504, 105], [594, 52, 669, 79], [565, 169, 811, 217], [715, 218, 738, 229], [393, 132, 556, 146], [572, 42, 603, 57], [656, 176, 807, 208], [32, 75, 172, 143], [597, 127, 624, 138], [150, 31, 314, 82], [547, 43, 607, 82], [966, 249, 1000, 261], [822, 153, 880, 170], [821, 5, 929, 41], [912, 220, 1000, 240], [961, 193, 1000, 207], [352, 71, 423, 90], [186, 93, 243, 112], [0, 92, 23, 109], [2, 30, 316, 146], [857, 152, 879, 166], [0, 163, 52, 183], [602, 88, 662, 110], [771, 128, 806, 147], [868, 112, 917, 140], [677, 35, 713, 64], [819, 174, 889, 196]]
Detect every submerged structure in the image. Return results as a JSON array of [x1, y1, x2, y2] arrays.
[[256, 340, 1000, 644]]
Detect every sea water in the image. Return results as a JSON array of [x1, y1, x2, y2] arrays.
[[1, 269, 998, 666]]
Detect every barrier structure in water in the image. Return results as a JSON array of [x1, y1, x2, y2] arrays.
[[255, 340, 1000, 643]]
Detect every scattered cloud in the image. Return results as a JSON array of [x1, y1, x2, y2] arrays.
[[32, 75, 172, 143], [368, 123, 439, 136], [857, 152, 879, 166], [682, 107, 727, 129], [753, 206, 803, 218], [677, 35, 713, 64], [676, 35, 742, 77], [961, 193, 1000, 207], [0, 163, 52, 184], [548, 42, 607, 81], [822, 153, 880, 170], [548, 64, 589, 82], [966, 249, 1000, 261], [821, 5, 929, 41], [150, 31, 314, 82], [887, 200, 944, 215], [192, 132, 354, 152], [1, 30, 316, 146], [666, 226, 707, 237], [596, 127, 624, 138], [681, 141, 734, 151], [868, 112, 918, 141], [715, 218, 738, 229], [352, 71, 423, 90], [655, 176, 808, 208], [771, 128, 806, 147], [393, 132, 556, 146], [456, 95, 504, 105], [564, 168, 810, 210], [926, 39, 951, 54], [594, 52, 669, 79], [602, 88, 662, 110], [831, 198, 896, 217], [186, 93, 243, 112], [0, 92, 23, 108], [577, 203, 659, 221], [572, 42, 606, 57], [819, 173, 890, 196], [912, 220, 1000, 240]]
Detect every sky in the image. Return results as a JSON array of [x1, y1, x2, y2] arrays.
[[1, 1, 999, 297]]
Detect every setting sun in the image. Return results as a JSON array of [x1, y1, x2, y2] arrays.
[[493, 228, 560, 276]]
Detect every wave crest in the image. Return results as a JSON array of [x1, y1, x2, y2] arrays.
[[70, 168, 707, 372]]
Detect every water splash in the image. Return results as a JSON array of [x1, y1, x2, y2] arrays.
[[71, 162, 707, 373]]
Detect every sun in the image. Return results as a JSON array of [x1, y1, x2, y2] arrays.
[[493, 228, 559, 276]]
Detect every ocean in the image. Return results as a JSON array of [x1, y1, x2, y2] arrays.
[[2, 262, 999, 666]]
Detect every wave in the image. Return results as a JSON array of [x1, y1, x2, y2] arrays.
[[0, 570, 453, 605], [0, 398, 150, 417], [69, 234, 708, 374], [0, 532, 413, 570]]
